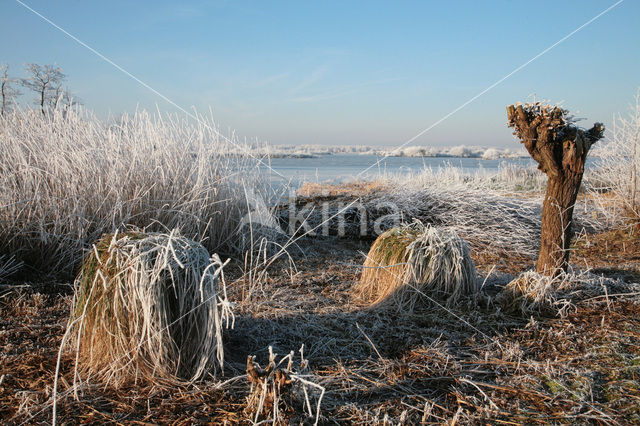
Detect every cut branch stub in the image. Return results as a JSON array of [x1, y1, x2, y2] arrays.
[[507, 102, 604, 276]]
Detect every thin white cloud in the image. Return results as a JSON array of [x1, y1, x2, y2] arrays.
[[288, 89, 358, 103], [287, 77, 402, 103], [290, 65, 330, 93], [250, 72, 290, 88]]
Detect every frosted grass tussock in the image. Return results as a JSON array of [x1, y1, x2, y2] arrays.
[[0, 106, 269, 276], [497, 268, 639, 317], [356, 222, 478, 310], [69, 230, 233, 386]]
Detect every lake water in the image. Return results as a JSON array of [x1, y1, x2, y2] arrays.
[[260, 154, 536, 186]]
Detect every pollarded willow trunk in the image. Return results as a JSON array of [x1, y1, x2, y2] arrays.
[[506, 103, 604, 276]]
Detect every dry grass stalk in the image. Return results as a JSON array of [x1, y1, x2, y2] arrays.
[[355, 222, 478, 309], [69, 230, 232, 387], [0, 255, 22, 280], [589, 88, 640, 230], [245, 345, 324, 425]]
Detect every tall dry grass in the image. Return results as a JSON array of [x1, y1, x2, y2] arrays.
[[0, 106, 271, 276], [590, 88, 640, 229]]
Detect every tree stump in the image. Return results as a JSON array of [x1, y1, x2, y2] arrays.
[[507, 103, 604, 276]]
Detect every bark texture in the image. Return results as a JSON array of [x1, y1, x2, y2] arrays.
[[506, 104, 604, 276]]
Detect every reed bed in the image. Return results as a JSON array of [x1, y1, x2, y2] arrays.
[[379, 175, 615, 255], [355, 222, 478, 309], [0, 106, 270, 277], [381, 161, 548, 193], [287, 185, 545, 257], [68, 230, 232, 387]]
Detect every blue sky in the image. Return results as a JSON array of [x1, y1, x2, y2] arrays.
[[1, 0, 639, 147]]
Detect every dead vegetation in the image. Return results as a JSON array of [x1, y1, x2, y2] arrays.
[[2, 92, 639, 424], [497, 268, 639, 317], [2, 225, 639, 424], [245, 345, 324, 424]]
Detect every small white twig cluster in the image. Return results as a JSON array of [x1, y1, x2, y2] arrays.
[[246, 344, 325, 425]]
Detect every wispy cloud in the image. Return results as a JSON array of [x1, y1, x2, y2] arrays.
[[290, 65, 330, 93], [251, 72, 290, 88], [288, 89, 357, 103], [287, 77, 402, 103]]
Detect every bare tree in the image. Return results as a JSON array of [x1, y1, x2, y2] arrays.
[[49, 84, 63, 111], [48, 85, 79, 111], [1, 65, 21, 116], [20, 63, 66, 114], [507, 102, 604, 276], [59, 87, 82, 110]]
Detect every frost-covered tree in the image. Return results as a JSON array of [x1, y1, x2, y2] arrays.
[[49, 85, 81, 111], [20, 63, 66, 114], [1, 65, 21, 116], [507, 102, 604, 276]]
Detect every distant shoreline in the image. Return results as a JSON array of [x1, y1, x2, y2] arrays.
[[237, 145, 529, 160], [265, 151, 529, 159]]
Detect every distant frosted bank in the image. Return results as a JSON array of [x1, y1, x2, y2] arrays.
[[383, 145, 526, 159], [231, 144, 528, 159]]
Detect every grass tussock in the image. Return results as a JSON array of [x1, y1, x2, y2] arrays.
[[497, 268, 640, 317], [498, 271, 571, 317], [355, 222, 478, 309], [69, 230, 232, 387]]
